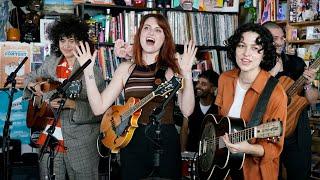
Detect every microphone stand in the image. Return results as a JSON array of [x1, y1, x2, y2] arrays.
[[38, 59, 92, 180], [38, 98, 65, 180], [2, 56, 28, 180], [148, 79, 181, 177]]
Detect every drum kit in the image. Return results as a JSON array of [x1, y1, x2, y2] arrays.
[[181, 151, 197, 180]]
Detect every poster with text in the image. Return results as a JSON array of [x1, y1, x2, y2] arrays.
[[0, 89, 30, 144]]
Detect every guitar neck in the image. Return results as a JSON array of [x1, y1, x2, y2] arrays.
[[219, 127, 255, 148], [287, 57, 320, 96], [122, 93, 156, 118]]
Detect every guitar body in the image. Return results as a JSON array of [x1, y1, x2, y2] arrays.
[[26, 78, 60, 130], [279, 76, 309, 137], [26, 78, 82, 131], [100, 97, 142, 153], [197, 114, 246, 180]]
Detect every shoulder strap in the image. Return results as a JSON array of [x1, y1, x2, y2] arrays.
[[153, 65, 168, 90], [247, 76, 279, 128]]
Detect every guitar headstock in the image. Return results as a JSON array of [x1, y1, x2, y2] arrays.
[[255, 120, 283, 141], [65, 80, 82, 99], [154, 76, 183, 97]]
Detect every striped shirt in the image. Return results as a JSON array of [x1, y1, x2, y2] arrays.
[[124, 63, 174, 124]]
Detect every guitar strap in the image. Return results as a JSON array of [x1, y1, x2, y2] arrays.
[[153, 65, 168, 90], [247, 76, 279, 128]]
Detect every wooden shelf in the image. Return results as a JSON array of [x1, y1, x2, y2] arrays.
[[289, 20, 320, 27], [287, 39, 320, 44], [275, 20, 288, 25], [79, 2, 238, 14]]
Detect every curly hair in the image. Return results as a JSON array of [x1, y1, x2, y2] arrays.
[[132, 13, 180, 74], [224, 23, 276, 71], [198, 70, 219, 87], [47, 15, 90, 57]]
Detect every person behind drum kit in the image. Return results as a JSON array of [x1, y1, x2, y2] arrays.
[[74, 13, 197, 180], [215, 23, 288, 179], [23, 15, 105, 179], [180, 69, 219, 152]]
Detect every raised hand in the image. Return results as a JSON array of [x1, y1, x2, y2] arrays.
[[177, 40, 198, 76], [73, 41, 97, 71]]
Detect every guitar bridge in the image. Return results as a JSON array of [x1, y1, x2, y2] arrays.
[[199, 139, 207, 156]]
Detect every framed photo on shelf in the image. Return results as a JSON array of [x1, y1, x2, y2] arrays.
[[208, 0, 239, 12]]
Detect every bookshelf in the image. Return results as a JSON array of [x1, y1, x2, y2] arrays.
[[258, 0, 320, 61], [74, 2, 239, 77]]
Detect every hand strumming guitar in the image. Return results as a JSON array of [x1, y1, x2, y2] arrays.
[[27, 81, 44, 97]]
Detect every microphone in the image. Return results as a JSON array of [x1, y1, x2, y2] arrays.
[[4, 56, 28, 87], [50, 59, 92, 101]]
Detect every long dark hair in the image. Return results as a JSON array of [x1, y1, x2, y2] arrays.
[[224, 23, 276, 71], [132, 13, 180, 74]]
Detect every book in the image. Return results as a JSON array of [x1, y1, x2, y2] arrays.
[[306, 26, 320, 40], [31, 43, 45, 71], [40, 18, 55, 44], [0, 42, 31, 87], [277, 2, 287, 21]]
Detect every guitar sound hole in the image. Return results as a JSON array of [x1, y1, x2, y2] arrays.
[[199, 123, 216, 172]]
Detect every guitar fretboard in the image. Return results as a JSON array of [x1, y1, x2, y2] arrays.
[[122, 92, 155, 120], [206, 127, 255, 148], [287, 57, 320, 97]]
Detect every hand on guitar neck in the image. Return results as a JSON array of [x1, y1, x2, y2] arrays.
[[49, 98, 75, 109], [222, 131, 264, 157]]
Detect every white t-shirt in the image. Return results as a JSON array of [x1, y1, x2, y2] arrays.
[[228, 80, 248, 118], [199, 102, 211, 114]]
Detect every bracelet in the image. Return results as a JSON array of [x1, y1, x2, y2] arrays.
[[183, 73, 192, 80]]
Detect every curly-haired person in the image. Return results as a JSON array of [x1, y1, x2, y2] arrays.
[[23, 15, 105, 180], [215, 23, 287, 180]]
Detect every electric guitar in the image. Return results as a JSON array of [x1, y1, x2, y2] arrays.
[[100, 76, 182, 153], [197, 114, 283, 180], [279, 56, 320, 137]]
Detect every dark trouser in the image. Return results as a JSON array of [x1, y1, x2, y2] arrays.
[[279, 135, 312, 180], [120, 124, 181, 180], [279, 110, 312, 180]]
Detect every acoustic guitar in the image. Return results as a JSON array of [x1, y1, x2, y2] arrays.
[[26, 78, 82, 131], [100, 76, 182, 153], [197, 114, 283, 180], [279, 57, 320, 137]]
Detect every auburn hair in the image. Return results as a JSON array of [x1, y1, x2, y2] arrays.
[[132, 13, 180, 74]]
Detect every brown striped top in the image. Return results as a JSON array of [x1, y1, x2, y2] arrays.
[[124, 63, 175, 124]]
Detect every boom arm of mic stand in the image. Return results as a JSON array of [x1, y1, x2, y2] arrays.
[[4, 56, 28, 88]]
